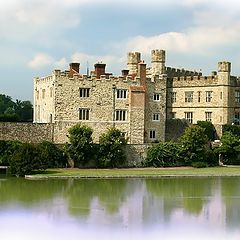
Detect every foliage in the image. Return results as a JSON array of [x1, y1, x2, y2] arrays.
[[37, 141, 67, 168], [145, 141, 181, 167], [217, 131, 240, 165], [9, 143, 46, 176], [197, 121, 216, 141], [0, 140, 22, 166], [97, 128, 127, 168], [65, 124, 93, 167], [222, 124, 240, 136], [0, 94, 33, 122], [179, 125, 218, 166]]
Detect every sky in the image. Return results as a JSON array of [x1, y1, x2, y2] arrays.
[[1, 0, 240, 101]]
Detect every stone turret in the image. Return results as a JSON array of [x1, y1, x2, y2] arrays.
[[218, 61, 231, 85], [151, 49, 166, 75], [127, 52, 141, 75]]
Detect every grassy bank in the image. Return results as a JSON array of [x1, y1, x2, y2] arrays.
[[25, 166, 240, 179]]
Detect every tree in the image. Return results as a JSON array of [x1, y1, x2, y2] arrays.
[[145, 141, 181, 167], [65, 124, 93, 167], [179, 125, 217, 166], [217, 131, 240, 165], [97, 128, 127, 168], [197, 121, 216, 141]]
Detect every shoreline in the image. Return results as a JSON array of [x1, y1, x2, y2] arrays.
[[25, 166, 240, 179]]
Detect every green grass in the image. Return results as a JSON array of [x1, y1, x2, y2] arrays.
[[26, 166, 240, 179]]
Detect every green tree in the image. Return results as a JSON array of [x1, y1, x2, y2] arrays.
[[145, 141, 181, 167], [179, 125, 217, 166], [197, 121, 216, 141], [65, 124, 93, 167], [217, 131, 240, 165], [97, 128, 127, 168]]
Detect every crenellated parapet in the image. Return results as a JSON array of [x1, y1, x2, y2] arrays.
[[166, 67, 202, 79]]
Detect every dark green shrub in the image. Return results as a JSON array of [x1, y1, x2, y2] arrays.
[[0, 140, 22, 165], [97, 128, 127, 168], [197, 121, 216, 141], [223, 124, 240, 136], [9, 143, 45, 176], [37, 141, 67, 168], [145, 141, 181, 167], [65, 124, 94, 167]]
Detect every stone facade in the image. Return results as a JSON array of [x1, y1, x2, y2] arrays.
[[34, 49, 240, 143]]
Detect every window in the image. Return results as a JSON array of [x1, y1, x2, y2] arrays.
[[220, 92, 223, 100], [170, 92, 176, 103], [80, 88, 90, 97], [170, 112, 176, 119], [117, 89, 127, 99], [206, 91, 212, 102], [152, 113, 160, 121], [149, 130, 156, 139], [198, 91, 201, 102], [79, 108, 90, 120], [185, 91, 193, 102], [50, 87, 53, 98], [205, 112, 212, 122], [153, 93, 160, 101], [115, 110, 127, 121], [235, 91, 240, 103], [36, 91, 39, 100], [185, 112, 193, 123], [234, 112, 240, 124], [42, 89, 46, 99]]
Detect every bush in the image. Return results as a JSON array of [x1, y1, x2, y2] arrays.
[[65, 124, 94, 167], [97, 128, 127, 168], [145, 141, 181, 167], [223, 124, 240, 136], [0, 140, 22, 166], [37, 141, 67, 168], [9, 143, 45, 176], [197, 121, 216, 141]]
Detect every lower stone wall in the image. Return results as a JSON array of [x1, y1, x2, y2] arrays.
[[0, 122, 53, 143]]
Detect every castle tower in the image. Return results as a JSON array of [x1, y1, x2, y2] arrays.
[[127, 52, 141, 75], [218, 61, 231, 85], [151, 49, 166, 75]]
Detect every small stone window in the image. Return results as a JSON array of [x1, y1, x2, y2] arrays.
[[115, 110, 127, 121], [206, 91, 213, 102], [235, 91, 240, 103], [198, 91, 201, 102], [153, 93, 160, 101], [80, 88, 90, 98], [79, 108, 90, 120], [42, 89, 46, 99], [170, 92, 176, 103], [116, 89, 127, 99], [152, 113, 160, 121], [185, 91, 193, 102], [149, 130, 156, 139], [185, 112, 193, 123], [205, 112, 212, 122]]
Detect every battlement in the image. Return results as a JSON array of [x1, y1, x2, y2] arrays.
[[151, 49, 165, 62], [166, 67, 202, 78]]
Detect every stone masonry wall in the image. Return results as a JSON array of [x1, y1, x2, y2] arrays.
[[0, 122, 53, 143]]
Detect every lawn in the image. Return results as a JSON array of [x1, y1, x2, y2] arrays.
[[26, 166, 240, 179]]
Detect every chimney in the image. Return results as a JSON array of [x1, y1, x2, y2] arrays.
[[69, 63, 80, 74], [138, 61, 146, 86], [94, 63, 106, 78]]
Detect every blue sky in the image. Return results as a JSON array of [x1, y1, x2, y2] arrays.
[[1, 0, 240, 101]]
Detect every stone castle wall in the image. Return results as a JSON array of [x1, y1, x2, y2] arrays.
[[0, 122, 54, 143]]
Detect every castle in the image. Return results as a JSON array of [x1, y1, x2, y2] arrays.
[[33, 50, 240, 144]]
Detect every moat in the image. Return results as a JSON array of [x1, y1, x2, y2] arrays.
[[0, 176, 240, 240]]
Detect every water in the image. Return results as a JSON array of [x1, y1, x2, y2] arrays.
[[0, 176, 240, 240]]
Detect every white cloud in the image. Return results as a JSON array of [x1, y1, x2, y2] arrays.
[[54, 58, 68, 69], [28, 53, 53, 69]]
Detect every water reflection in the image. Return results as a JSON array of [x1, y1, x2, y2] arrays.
[[0, 177, 240, 240]]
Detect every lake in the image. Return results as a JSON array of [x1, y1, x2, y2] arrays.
[[0, 176, 240, 240]]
